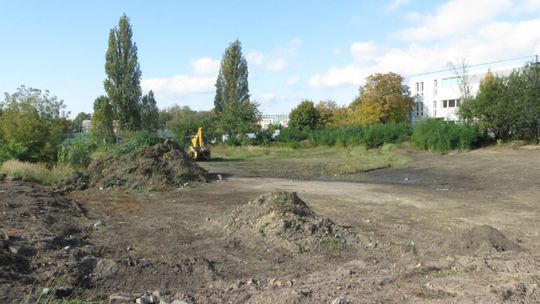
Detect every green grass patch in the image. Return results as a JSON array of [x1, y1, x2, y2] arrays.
[[211, 143, 411, 179]]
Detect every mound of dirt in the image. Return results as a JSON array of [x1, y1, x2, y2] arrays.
[[451, 225, 522, 255], [87, 139, 208, 190], [218, 191, 362, 253], [0, 181, 93, 302]]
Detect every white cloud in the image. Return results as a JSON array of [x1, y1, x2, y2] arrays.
[[141, 75, 215, 100], [309, 0, 540, 89], [287, 76, 301, 85], [290, 38, 303, 47], [192, 57, 220, 75], [395, 0, 513, 41], [142, 57, 220, 100], [247, 52, 264, 65], [350, 41, 378, 61], [386, 0, 411, 12], [265, 58, 287, 71], [309, 65, 367, 88], [259, 93, 276, 103]]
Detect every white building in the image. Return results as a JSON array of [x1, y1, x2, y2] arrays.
[[409, 55, 538, 122], [257, 114, 289, 129]]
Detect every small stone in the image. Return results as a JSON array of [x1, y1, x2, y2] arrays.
[[272, 279, 293, 288], [93, 220, 103, 229], [331, 297, 350, 304], [127, 246, 132, 251], [217, 174, 223, 181], [109, 294, 132, 303], [8, 245, 18, 254], [171, 300, 189, 304], [63, 246, 71, 251], [172, 200, 177, 203]]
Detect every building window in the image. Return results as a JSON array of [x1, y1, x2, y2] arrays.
[[457, 99, 461, 107], [443, 100, 448, 108], [415, 102, 423, 117], [449, 99, 455, 107], [442, 76, 460, 88], [433, 100, 437, 117], [433, 79, 437, 96]]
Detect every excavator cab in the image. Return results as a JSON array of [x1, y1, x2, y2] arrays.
[[188, 127, 211, 161]]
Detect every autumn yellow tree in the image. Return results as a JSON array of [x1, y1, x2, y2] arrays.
[[357, 73, 413, 125]]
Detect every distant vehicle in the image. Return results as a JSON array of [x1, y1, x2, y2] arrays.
[[188, 127, 211, 161]]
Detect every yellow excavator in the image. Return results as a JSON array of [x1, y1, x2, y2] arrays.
[[188, 127, 211, 161]]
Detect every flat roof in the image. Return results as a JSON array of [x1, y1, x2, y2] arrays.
[[408, 55, 538, 80]]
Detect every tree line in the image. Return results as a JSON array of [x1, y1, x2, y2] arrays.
[[1, 13, 540, 166]]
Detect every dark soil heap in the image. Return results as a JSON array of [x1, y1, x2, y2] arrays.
[[220, 191, 361, 253], [87, 139, 208, 190], [460, 225, 521, 255], [448, 225, 522, 256], [0, 181, 92, 302]]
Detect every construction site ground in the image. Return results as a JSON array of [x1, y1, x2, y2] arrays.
[[2, 145, 540, 303]]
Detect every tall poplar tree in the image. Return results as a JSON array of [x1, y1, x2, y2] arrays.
[[104, 14, 142, 131], [214, 39, 259, 136]]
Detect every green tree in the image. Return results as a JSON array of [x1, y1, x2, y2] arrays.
[[72, 112, 91, 132], [315, 100, 337, 128], [460, 63, 540, 140], [289, 100, 320, 131], [214, 39, 259, 136], [357, 72, 413, 126], [90, 96, 115, 144], [0, 86, 70, 163], [141, 90, 159, 131], [104, 14, 142, 131], [218, 99, 260, 136]]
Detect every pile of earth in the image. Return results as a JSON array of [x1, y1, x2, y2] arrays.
[[447, 224, 522, 256], [0, 181, 95, 303], [85, 139, 208, 191], [217, 191, 362, 253]]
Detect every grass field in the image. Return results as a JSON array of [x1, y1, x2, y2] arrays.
[[209, 143, 412, 179]]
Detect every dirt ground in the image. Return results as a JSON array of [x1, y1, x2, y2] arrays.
[[2, 146, 540, 303]]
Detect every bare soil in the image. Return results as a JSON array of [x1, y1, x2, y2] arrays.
[[2, 145, 540, 303]]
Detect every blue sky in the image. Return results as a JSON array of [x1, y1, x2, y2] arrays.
[[1, 0, 539, 117]]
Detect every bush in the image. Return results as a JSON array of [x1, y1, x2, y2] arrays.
[[277, 124, 409, 149], [411, 119, 482, 151], [363, 123, 411, 149], [58, 136, 95, 169], [275, 128, 309, 144], [0, 160, 71, 185], [112, 131, 163, 156]]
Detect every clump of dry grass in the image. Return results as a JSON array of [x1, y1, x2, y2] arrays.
[[0, 160, 72, 185]]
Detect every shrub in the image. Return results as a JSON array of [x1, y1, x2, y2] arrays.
[[411, 119, 482, 151], [58, 136, 95, 169], [275, 128, 309, 144], [363, 123, 411, 149], [0, 160, 71, 185]]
